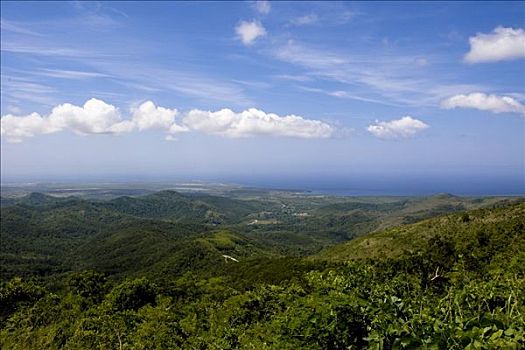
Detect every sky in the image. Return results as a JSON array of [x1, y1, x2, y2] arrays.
[[1, 1, 524, 194]]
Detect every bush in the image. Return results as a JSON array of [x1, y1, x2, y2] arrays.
[[106, 278, 157, 312]]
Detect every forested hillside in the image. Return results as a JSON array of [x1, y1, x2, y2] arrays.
[[1, 192, 524, 348]]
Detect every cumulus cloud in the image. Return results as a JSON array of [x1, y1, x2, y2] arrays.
[[465, 26, 525, 63], [46, 98, 127, 135], [235, 20, 266, 46], [0, 113, 57, 143], [183, 108, 333, 138], [131, 101, 179, 131], [1, 99, 333, 142], [440, 92, 525, 115], [367, 116, 429, 139], [1, 98, 187, 143], [254, 0, 271, 15]]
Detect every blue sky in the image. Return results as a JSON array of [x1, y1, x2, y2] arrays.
[[1, 1, 524, 193]]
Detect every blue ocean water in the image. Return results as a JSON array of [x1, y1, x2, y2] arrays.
[[225, 174, 525, 196], [2, 173, 523, 197]]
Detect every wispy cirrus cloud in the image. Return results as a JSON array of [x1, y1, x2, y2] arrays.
[[1, 42, 96, 58], [1, 12, 253, 107], [274, 40, 413, 90], [297, 86, 402, 107], [272, 40, 484, 107], [290, 2, 356, 26], [0, 19, 44, 36], [36, 68, 111, 79], [253, 1, 271, 15], [273, 74, 313, 82], [1, 76, 57, 94], [1, 39, 253, 106], [231, 79, 271, 89], [1, 74, 60, 107], [289, 14, 319, 26], [274, 40, 347, 68]]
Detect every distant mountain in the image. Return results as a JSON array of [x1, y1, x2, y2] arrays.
[[305, 194, 519, 236], [74, 224, 270, 278], [100, 190, 273, 224], [0, 191, 276, 280], [1, 190, 521, 281]]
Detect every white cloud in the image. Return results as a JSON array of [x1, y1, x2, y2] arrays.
[[2, 39, 252, 106], [367, 116, 429, 139], [1, 99, 332, 142], [290, 14, 318, 26], [1, 42, 94, 58], [38, 68, 110, 79], [1, 99, 187, 143], [0, 113, 57, 143], [272, 40, 491, 108], [329, 91, 347, 98], [0, 19, 44, 36], [465, 26, 525, 63], [47, 98, 126, 135], [168, 123, 189, 134], [231, 79, 271, 89], [183, 108, 333, 138], [300, 86, 401, 107], [254, 0, 271, 15], [440, 92, 525, 115], [273, 74, 313, 82], [274, 40, 347, 68], [235, 20, 266, 46], [131, 101, 179, 131]]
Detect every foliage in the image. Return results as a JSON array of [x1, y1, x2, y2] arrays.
[[0, 192, 524, 348], [106, 278, 158, 312]]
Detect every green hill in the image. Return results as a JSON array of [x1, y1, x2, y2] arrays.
[[100, 190, 274, 224], [316, 202, 525, 263], [308, 194, 516, 234], [1, 191, 521, 281], [1, 196, 524, 349], [75, 227, 275, 279]]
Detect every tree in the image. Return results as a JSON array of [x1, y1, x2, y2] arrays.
[[107, 278, 157, 312]]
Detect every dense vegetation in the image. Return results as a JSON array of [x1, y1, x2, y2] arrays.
[[1, 190, 523, 348]]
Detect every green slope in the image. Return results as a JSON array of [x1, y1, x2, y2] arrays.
[[0, 192, 282, 281], [76, 227, 276, 279], [2, 201, 524, 349], [2, 191, 520, 281], [100, 190, 273, 224], [0, 200, 132, 279], [316, 201, 525, 263]]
